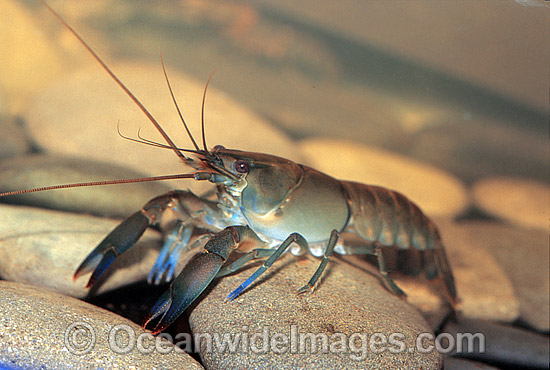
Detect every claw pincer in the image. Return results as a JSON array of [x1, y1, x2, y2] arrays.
[[144, 226, 266, 333], [73, 190, 219, 287], [73, 211, 150, 287], [144, 252, 224, 334]]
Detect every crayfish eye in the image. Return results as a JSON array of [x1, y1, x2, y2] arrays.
[[213, 145, 225, 151], [235, 160, 250, 174]]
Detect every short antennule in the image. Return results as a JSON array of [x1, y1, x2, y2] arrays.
[[160, 50, 201, 152], [116, 123, 201, 155], [201, 70, 217, 152]]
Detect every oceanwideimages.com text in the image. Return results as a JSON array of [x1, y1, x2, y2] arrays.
[[65, 322, 485, 360]]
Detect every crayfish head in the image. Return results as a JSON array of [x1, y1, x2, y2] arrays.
[[206, 147, 303, 215]]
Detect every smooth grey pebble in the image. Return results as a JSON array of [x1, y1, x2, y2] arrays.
[[0, 204, 162, 298], [443, 318, 549, 369], [444, 356, 501, 370], [0, 281, 203, 369]]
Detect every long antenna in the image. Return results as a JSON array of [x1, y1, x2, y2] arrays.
[[201, 70, 216, 152], [40, 0, 187, 164], [159, 50, 200, 152], [0, 174, 196, 198]]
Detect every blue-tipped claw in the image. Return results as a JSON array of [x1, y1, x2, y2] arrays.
[[73, 211, 149, 287], [84, 248, 118, 288], [143, 252, 224, 334]]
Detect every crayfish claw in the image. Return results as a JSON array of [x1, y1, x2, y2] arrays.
[[143, 289, 173, 334], [85, 247, 118, 288], [73, 250, 103, 282], [144, 251, 224, 334], [73, 211, 150, 286]]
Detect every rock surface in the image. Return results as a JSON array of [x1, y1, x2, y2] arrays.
[[445, 244, 518, 321], [0, 204, 161, 298], [299, 138, 468, 218], [0, 89, 7, 117], [453, 222, 549, 332], [434, 219, 520, 323], [443, 318, 549, 369], [24, 62, 301, 196], [0, 281, 203, 369], [0, 154, 172, 218], [190, 253, 441, 369], [444, 356, 501, 370], [472, 177, 548, 231], [248, 1, 548, 112]]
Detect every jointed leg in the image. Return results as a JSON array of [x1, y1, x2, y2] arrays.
[[148, 222, 192, 285], [217, 249, 275, 277], [297, 229, 339, 294], [375, 245, 406, 296], [144, 225, 266, 333], [148, 191, 222, 285], [226, 233, 309, 301], [334, 242, 406, 297]]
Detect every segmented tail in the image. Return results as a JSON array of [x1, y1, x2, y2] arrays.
[[342, 181, 458, 303]]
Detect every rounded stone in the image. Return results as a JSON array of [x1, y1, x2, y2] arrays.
[[189, 253, 441, 369], [0, 154, 172, 218], [0, 204, 162, 298], [24, 62, 301, 196], [449, 222, 548, 332], [417, 219, 520, 324], [443, 318, 549, 369], [299, 138, 468, 218], [472, 176, 548, 231], [444, 356, 500, 370], [0, 281, 203, 369]]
